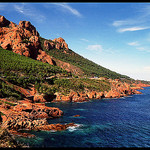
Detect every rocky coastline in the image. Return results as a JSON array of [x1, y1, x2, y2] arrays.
[[52, 79, 147, 102], [0, 15, 150, 147], [0, 78, 149, 139]]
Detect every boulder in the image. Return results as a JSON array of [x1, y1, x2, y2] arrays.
[[87, 91, 96, 99], [73, 115, 80, 117], [37, 50, 55, 65], [34, 122, 77, 131], [95, 92, 104, 99]]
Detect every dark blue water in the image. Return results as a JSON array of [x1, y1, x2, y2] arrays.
[[17, 87, 150, 147]]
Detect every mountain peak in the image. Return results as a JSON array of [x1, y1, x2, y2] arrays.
[[0, 15, 10, 27], [18, 20, 39, 36]]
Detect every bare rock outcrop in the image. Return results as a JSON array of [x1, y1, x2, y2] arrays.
[[0, 15, 55, 65], [52, 37, 69, 50], [0, 100, 63, 131], [0, 15, 10, 27], [44, 40, 55, 50]]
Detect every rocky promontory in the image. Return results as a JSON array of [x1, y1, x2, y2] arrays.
[[0, 99, 77, 138], [52, 79, 145, 102]]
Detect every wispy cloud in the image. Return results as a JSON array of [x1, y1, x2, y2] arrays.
[[86, 44, 103, 52], [112, 19, 138, 27], [112, 4, 150, 33], [127, 41, 140, 46], [14, 4, 46, 23], [136, 46, 150, 53], [80, 38, 89, 42], [118, 26, 150, 33], [127, 41, 150, 53], [52, 3, 82, 17]]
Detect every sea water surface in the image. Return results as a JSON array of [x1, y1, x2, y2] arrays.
[[17, 87, 150, 147]]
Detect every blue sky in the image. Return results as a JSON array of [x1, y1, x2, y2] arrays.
[[1, 2, 150, 81]]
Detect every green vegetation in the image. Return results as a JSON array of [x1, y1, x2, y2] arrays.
[[37, 78, 111, 96], [0, 79, 23, 100], [0, 41, 134, 100], [0, 47, 70, 89], [0, 48, 68, 78]]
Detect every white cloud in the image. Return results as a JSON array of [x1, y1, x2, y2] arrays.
[[80, 38, 89, 42], [112, 20, 126, 27], [112, 20, 137, 27], [14, 4, 46, 23], [86, 44, 103, 52], [52, 3, 82, 17], [112, 4, 150, 33], [118, 26, 150, 33], [14, 5, 24, 13], [136, 46, 150, 53], [127, 41, 140, 46]]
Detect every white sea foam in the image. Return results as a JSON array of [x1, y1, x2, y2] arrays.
[[49, 130, 57, 132], [67, 124, 83, 132]]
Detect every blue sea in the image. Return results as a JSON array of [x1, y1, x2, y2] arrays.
[[16, 87, 150, 147]]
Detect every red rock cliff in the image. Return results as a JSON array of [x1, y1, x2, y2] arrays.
[[0, 15, 54, 65]]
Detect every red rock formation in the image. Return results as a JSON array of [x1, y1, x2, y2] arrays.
[[18, 20, 39, 36], [9, 130, 36, 138], [0, 18, 38, 57], [95, 92, 104, 99], [0, 15, 75, 74], [52, 37, 69, 50], [0, 15, 10, 27], [33, 94, 46, 103], [44, 40, 55, 50], [34, 122, 77, 131], [53, 79, 145, 102], [87, 91, 97, 99], [53, 91, 89, 102], [131, 82, 150, 90], [104, 80, 143, 98], [37, 50, 55, 65], [73, 115, 80, 117], [0, 99, 78, 137], [53, 58, 84, 76], [43, 37, 69, 51], [0, 15, 55, 65], [0, 100, 63, 130]]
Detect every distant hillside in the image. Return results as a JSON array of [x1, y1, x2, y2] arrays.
[[0, 47, 111, 99], [0, 47, 70, 98], [0, 15, 131, 80], [40, 37, 131, 80]]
